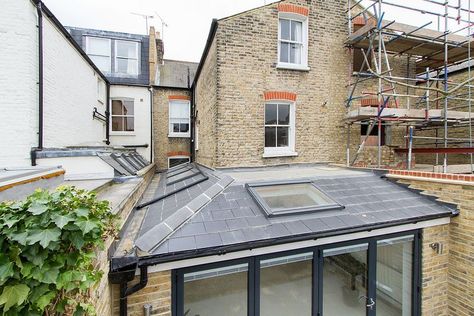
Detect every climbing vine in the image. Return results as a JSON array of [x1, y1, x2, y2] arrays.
[[0, 186, 117, 315]]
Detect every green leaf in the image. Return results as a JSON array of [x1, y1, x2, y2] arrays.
[[1, 217, 20, 228], [69, 233, 85, 249], [0, 261, 14, 283], [36, 291, 56, 310], [75, 207, 89, 218], [0, 284, 30, 312], [10, 231, 28, 245], [38, 266, 60, 284], [52, 214, 74, 229], [27, 203, 48, 215], [26, 228, 61, 248], [20, 262, 34, 278], [76, 219, 98, 234]]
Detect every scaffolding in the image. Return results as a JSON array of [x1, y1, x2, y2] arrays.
[[346, 0, 474, 174]]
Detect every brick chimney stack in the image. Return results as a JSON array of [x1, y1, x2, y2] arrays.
[[148, 27, 164, 85]]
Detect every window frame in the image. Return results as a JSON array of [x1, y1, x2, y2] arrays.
[[168, 156, 191, 169], [246, 180, 343, 217], [263, 101, 297, 158], [168, 100, 191, 138], [85, 36, 112, 73], [110, 97, 135, 135], [173, 230, 422, 316], [114, 40, 140, 76], [277, 12, 309, 71]]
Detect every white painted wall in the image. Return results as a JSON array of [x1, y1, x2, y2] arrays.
[[37, 156, 114, 180], [109, 85, 151, 160], [0, 0, 39, 167], [0, 0, 108, 168], [42, 15, 107, 148]]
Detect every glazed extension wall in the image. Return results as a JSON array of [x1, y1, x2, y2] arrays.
[[391, 173, 474, 316]]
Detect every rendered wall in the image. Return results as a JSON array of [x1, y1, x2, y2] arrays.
[[110, 85, 152, 160]]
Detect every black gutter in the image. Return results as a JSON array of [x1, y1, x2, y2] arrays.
[[191, 19, 218, 89], [105, 84, 110, 145], [109, 265, 148, 316], [36, 1, 44, 153], [31, 0, 44, 166], [128, 211, 457, 270], [149, 87, 154, 162]]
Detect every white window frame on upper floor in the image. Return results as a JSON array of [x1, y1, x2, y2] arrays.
[[263, 101, 297, 158], [85, 36, 112, 73], [277, 12, 309, 71], [168, 100, 191, 138], [114, 40, 140, 76], [110, 97, 135, 135], [168, 156, 191, 169]]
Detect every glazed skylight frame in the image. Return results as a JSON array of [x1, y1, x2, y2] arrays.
[[246, 180, 343, 217]]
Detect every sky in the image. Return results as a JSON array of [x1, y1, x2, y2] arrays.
[[43, 0, 279, 62], [43, 0, 473, 63]]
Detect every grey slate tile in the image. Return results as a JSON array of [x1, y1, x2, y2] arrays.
[[283, 221, 312, 235], [212, 209, 235, 221], [304, 218, 330, 232], [204, 220, 229, 233], [246, 216, 269, 227], [179, 222, 207, 237], [195, 233, 222, 248], [168, 236, 196, 252], [226, 218, 249, 230], [220, 230, 246, 245]]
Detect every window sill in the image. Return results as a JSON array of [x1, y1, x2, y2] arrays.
[[168, 133, 190, 138], [276, 63, 310, 71], [263, 150, 298, 158], [110, 132, 136, 136]]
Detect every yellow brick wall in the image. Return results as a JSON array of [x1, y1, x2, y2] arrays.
[[153, 89, 191, 170], [396, 177, 474, 316], [112, 271, 172, 316]]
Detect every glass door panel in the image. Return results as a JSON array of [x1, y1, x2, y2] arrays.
[[260, 252, 313, 316], [376, 236, 414, 316], [183, 263, 248, 316], [323, 243, 368, 316]]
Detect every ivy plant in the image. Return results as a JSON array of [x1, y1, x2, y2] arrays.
[[0, 186, 117, 315]]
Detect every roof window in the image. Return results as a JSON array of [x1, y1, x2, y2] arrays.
[[246, 180, 342, 217]]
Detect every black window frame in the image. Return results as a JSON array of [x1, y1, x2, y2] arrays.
[[172, 229, 422, 316]]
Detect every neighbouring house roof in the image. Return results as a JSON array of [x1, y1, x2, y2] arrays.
[[156, 59, 198, 89], [65, 26, 150, 86], [34, 1, 109, 84], [111, 164, 456, 270]]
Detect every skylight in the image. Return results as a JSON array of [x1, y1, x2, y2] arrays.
[[246, 181, 342, 217]]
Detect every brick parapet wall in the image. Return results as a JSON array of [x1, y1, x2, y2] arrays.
[[92, 165, 156, 316], [391, 175, 474, 316]]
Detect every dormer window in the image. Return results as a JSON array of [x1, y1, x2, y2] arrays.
[[115, 40, 139, 75], [277, 13, 309, 71], [85, 36, 140, 76]]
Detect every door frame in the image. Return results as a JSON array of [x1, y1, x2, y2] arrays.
[[172, 229, 422, 316]]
